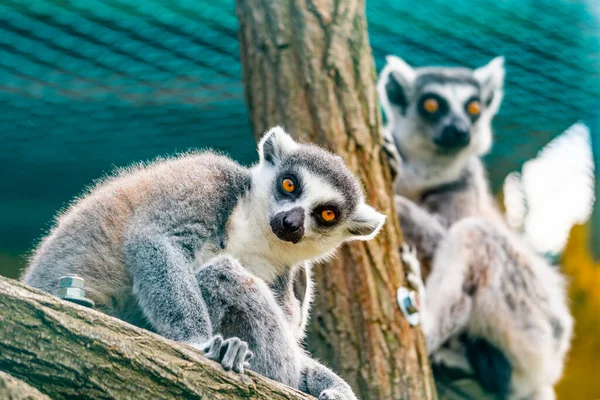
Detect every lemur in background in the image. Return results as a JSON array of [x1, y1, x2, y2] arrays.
[[23, 127, 382, 400], [377, 56, 573, 400]]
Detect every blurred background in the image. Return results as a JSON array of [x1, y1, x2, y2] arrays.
[[0, 0, 598, 398]]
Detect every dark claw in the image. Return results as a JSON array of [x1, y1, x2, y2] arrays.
[[202, 334, 252, 374]]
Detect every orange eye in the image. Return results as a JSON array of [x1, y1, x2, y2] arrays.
[[281, 178, 295, 193], [467, 100, 481, 116], [423, 98, 439, 113], [321, 209, 336, 222]]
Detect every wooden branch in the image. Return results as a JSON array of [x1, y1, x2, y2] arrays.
[[0, 371, 50, 400], [0, 276, 312, 400]]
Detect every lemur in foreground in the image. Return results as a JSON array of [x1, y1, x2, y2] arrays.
[[377, 56, 573, 400], [23, 127, 383, 400]]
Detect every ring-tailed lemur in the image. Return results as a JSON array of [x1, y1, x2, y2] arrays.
[[377, 56, 573, 400], [22, 127, 383, 399]]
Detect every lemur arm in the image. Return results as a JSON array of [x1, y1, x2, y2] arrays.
[[195, 255, 301, 384], [395, 195, 447, 263], [123, 225, 213, 345], [299, 355, 357, 400]]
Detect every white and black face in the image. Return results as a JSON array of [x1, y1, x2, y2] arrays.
[[254, 127, 386, 253], [378, 56, 505, 160]]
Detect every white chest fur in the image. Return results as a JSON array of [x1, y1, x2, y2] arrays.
[[221, 202, 287, 282]]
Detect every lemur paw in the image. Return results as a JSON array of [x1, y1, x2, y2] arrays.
[[401, 244, 421, 281], [201, 334, 253, 374], [400, 243, 425, 300], [318, 389, 358, 400], [382, 134, 402, 180]]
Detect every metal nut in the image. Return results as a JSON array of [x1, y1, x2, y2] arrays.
[[57, 274, 94, 308], [57, 287, 86, 299], [59, 274, 85, 289]]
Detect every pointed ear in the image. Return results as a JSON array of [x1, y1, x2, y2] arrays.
[[377, 55, 416, 122], [345, 204, 386, 241], [474, 56, 505, 116], [258, 126, 299, 165]]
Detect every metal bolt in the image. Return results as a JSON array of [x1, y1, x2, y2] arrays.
[[397, 287, 420, 326], [58, 274, 95, 308]]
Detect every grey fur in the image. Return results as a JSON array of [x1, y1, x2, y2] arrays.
[[22, 126, 376, 399], [379, 56, 573, 400], [414, 70, 480, 92], [196, 255, 356, 399], [196, 255, 303, 386]]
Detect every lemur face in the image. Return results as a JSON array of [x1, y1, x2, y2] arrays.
[[378, 56, 505, 160], [255, 127, 385, 250]]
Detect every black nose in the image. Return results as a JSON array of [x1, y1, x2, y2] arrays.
[[434, 125, 470, 150], [283, 213, 302, 231], [270, 207, 305, 244]]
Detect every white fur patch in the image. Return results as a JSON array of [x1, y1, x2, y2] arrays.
[[345, 204, 386, 241], [257, 126, 299, 164], [474, 56, 505, 117], [377, 55, 416, 129]]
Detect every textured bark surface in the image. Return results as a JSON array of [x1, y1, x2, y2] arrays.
[[236, 1, 436, 399], [0, 371, 50, 400], [0, 276, 312, 400]]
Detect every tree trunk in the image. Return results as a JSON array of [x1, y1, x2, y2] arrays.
[[235, 1, 436, 399], [0, 276, 312, 400]]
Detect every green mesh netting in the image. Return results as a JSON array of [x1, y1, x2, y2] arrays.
[[0, 0, 598, 265]]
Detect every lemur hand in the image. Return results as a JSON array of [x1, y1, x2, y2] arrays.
[[401, 243, 425, 305], [201, 334, 253, 374], [382, 131, 403, 181]]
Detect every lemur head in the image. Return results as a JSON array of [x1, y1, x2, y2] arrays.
[[251, 127, 385, 259], [377, 56, 505, 162]]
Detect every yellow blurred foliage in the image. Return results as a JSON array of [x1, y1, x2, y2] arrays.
[[556, 224, 600, 400]]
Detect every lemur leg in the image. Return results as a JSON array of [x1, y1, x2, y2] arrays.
[[401, 244, 476, 373], [195, 255, 303, 388], [399, 208, 515, 396], [401, 240, 473, 358], [395, 195, 446, 270], [299, 355, 357, 400], [425, 218, 572, 398], [123, 228, 212, 345]]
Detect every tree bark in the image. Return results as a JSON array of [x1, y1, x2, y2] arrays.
[[0, 371, 50, 400], [235, 1, 436, 399], [0, 276, 312, 400]]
